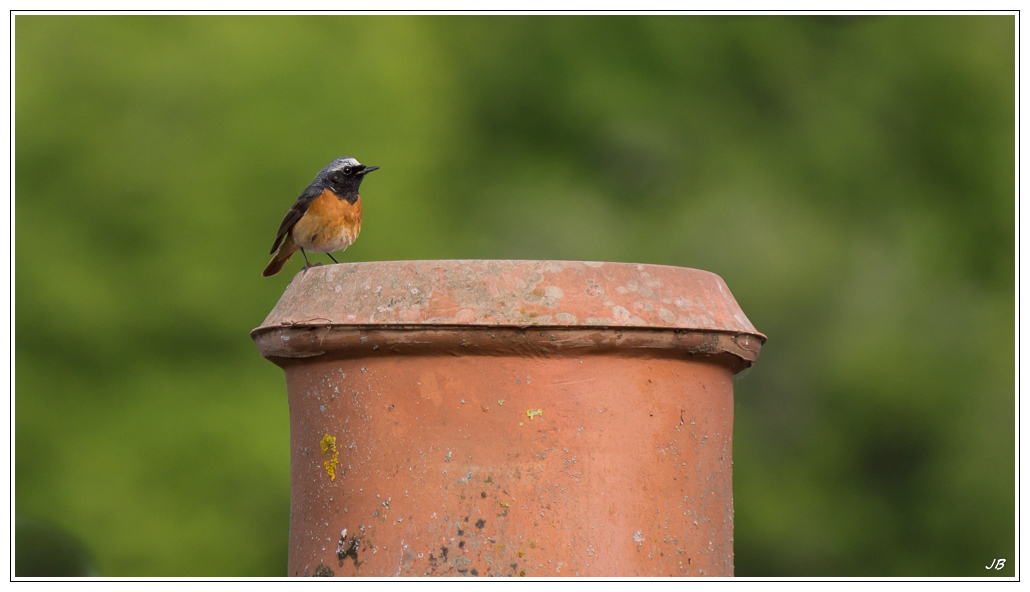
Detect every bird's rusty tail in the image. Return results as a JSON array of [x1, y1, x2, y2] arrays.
[[263, 234, 299, 277]]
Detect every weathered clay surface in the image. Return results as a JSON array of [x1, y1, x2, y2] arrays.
[[254, 327, 762, 371], [254, 260, 765, 339], [285, 353, 734, 577], [253, 260, 763, 577]]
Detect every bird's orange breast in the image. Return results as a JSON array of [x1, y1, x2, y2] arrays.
[[291, 189, 363, 253]]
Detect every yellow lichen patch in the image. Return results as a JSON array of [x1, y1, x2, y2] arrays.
[[320, 434, 339, 481], [324, 456, 338, 481], [529, 542, 536, 549], [320, 434, 336, 455], [518, 551, 524, 557], [500, 501, 510, 508], [526, 409, 543, 421], [498, 399, 505, 406]]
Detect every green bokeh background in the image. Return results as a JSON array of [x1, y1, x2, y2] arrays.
[[15, 15, 1014, 577]]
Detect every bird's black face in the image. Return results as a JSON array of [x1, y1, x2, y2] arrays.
[[322, 158, 380, 199], [327, 165, 379, 184]]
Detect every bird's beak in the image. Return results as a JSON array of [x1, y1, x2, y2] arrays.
[[358, 165, 380, 175]]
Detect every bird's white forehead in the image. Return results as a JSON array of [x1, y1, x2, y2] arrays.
[[327, 157, 361, 171]]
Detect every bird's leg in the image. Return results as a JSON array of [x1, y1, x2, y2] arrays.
[[300, 248, 313, 270], [327, 253, 339, 264]]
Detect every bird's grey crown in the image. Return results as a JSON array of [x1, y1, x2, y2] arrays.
[[314, 156, 362, 183], [326, 156, 361, 172]]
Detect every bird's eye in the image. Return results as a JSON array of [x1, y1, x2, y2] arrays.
[[343, 166, 352, 175]]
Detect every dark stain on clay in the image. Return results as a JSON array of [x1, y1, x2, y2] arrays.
[[336, 530, 363, 569]]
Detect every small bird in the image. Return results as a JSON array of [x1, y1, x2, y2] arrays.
[[263, 156, 379, 277]]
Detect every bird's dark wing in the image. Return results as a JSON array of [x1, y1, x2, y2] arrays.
[[270, 183, 324, 254]]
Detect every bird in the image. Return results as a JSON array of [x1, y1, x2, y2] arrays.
[[263, 156, 379, 277]]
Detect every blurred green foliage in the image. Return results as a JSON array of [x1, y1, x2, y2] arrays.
[[15, 516, 97, 577], [15, 15, 1013, 576]]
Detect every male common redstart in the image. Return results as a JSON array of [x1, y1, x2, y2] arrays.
[[263, 156, 379, 277]]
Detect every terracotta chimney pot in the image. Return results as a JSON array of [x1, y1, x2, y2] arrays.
[[252, 260, 764, 577]]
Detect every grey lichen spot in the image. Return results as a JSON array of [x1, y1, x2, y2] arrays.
[[633, 530, 645, 545], [611, 306, 631, 322], [452, 284, 493, 310], [524, 272, 545, 289], [659, 308, 676, 323], [541, 286, 563, 307], [555, 312, 578, 324], [585, 317, 611, 326]]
